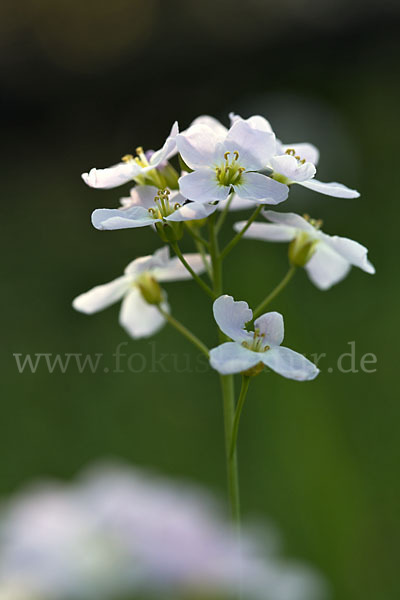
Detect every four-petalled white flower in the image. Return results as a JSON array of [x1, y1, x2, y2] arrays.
[[209, 295, 319, 380], [176, 119, 289, 204], [91, 185, 217, 230], [235, 210, 375, 289], [81, 122, 178, 189], [72, 247, 205, 338], [229, 113, 359, 198]]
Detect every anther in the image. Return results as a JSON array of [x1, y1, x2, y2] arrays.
[[233, 151, 239, 161], [122, 154, 133, 162], [224, 151, 230, 161]]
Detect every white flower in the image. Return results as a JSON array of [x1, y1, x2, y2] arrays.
[[91, 185, 217, 230], [269, 150, 360, 198], [176, 120, 289, 204], [235, 210, 375, 290], [81, 122, 178, 189], [0, 462, 327, 600], [229, 113, 359, 198], [209, 296, 319, 380], [72, 247, 205, 338]]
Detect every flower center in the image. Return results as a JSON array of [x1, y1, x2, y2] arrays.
[[122, 146, 149, 168], [303, 213, 323, 229], [285, 148, 306, 165], [242, 329, 270, 353], [215, 151, 245, 187], [148, 189, 181, 220]]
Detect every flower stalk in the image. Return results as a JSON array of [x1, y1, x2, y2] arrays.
[[253, 265, 297, 319]]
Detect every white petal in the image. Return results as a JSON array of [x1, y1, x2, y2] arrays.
[[278, 142, 320, 165], [92, 206, 159, 230], [261, 346, 319, 381], [82, 162, 139, 189], [254, 312, 284, 346], [178, 170, 230, 203], [229, 112, 274, 134], [176, 125, 224, 169], [305, 244, 351, 290], [217, 194, 256, 212], [124, 247, 170, 277], [269, 155, 316, 182], [120, 185, 159, 209], [189, 115, 228, 137], [119, 287, 167, 339], [234, 221, 295, 242], [298, 179, 360, 198], [149, 121, 179, 166], [225, 120, 276, 170], [213, 295, 253, 343], [165, 202, 218, 222], [151, 253, 206, 282], [264, 210, 316, 233], [320, 233, 375, 274], [72, 276, 130, 314], [234, 172, 289, 204], [209, 342, 261, 375]]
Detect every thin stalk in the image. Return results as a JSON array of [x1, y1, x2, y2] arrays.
[[216, 192, 234, 233], [208, 213, 241, 524], [230, 376, 251, 460], [170, 241, 215, 299], [185, 224, 210, 249], [253, 265, 296, 319], [208, 214, 222, 295], [220, 205, 262, 260], [219, 371, 241, 523], [156, 305, 209, 357]]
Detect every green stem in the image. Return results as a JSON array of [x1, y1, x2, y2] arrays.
[[184, 225, 212, 281], [156, 305, 209, 357], [230, 376, 251, 460], [208, 213, 241, 524], [220, 372, 241, 523], [208, 214, 222, 295], [195, 238, 213, 280], [216, 192, 234, 233], [170, 241, 215, 299], [220, 205, 262, 260], [185, 224, 210, 249], [253, 264, 297, 319]]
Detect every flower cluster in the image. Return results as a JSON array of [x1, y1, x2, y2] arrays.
[[75, 112, 374, 380], [73, 112, 375, 594]]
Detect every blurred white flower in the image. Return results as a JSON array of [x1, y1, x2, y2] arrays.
[[210, 295, 319, 380], [72, 247, 205, 338], [0, 463, 327, 600], [235, 210, 375, 289], [176, 120, 289, 204], [81, 122, 178, 189], [91, 185, 217, 230]]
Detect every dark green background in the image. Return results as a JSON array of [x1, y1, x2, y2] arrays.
[[1, 2, 399, 599]]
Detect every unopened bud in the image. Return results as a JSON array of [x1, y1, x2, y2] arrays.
[[158, 163, 180, 190], [289, 232, 318, 267], [136, 273, 163, 305], [155, 221, 184, 243]]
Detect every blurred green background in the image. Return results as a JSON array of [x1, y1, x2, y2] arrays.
[[1, 1, 399, 599]]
